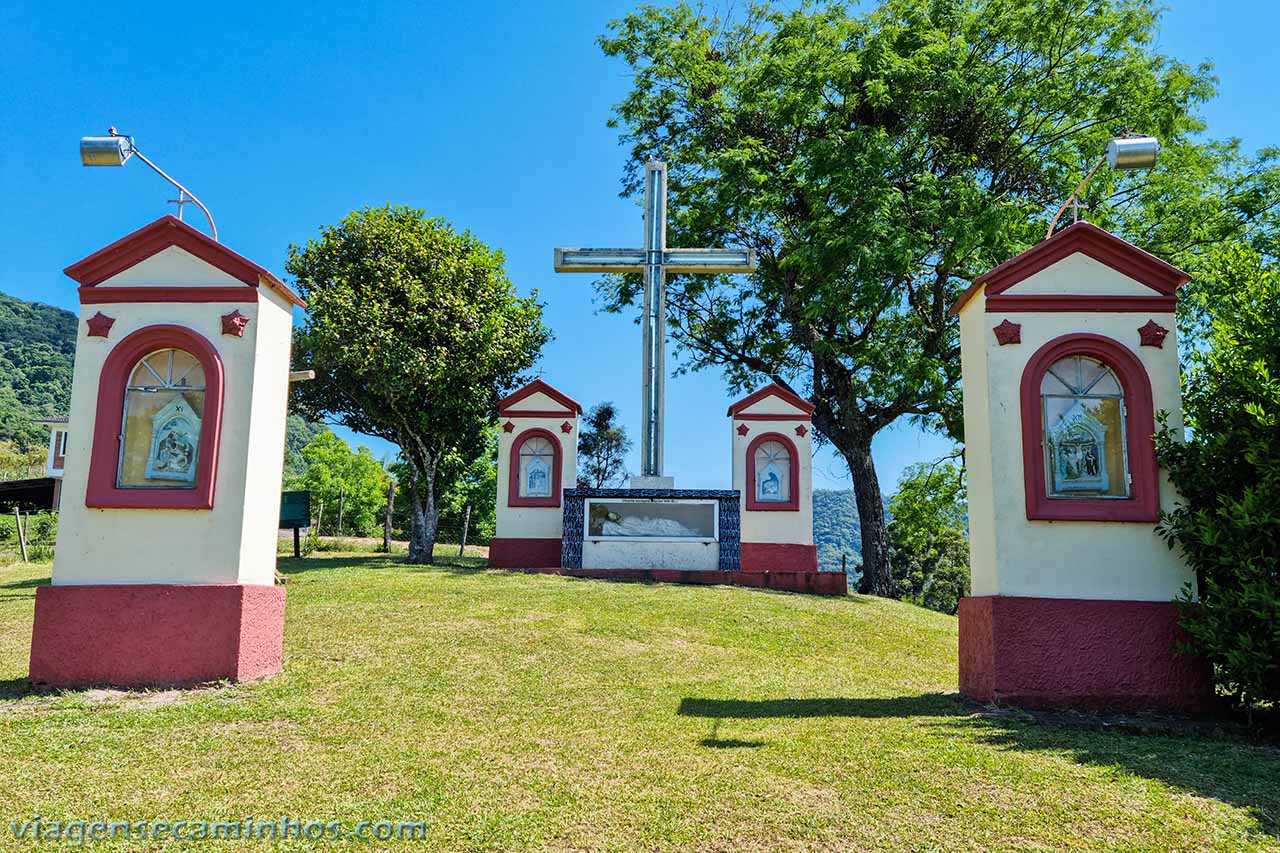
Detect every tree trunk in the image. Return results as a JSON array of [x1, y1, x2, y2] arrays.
[[382, 479, 396, 553], [843, 440, 893, 597], [337, 486, 345, 536], [406, 459, 439, 565]]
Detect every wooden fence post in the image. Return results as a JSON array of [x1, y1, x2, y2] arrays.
[[14, 507, 28, 562], [383, 480, 396, 553], [458, 504, 471, 557]]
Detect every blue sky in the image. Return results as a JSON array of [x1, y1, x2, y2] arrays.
[[1, 1, 1275, 491]]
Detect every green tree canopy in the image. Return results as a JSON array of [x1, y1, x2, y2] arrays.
[[288, 430, 390, 537], [577, 402, 632, 488], [887, 459, 969, 615], [0, 292, 76, 449], [597, 0, 1277, 595], [288, 206, 549, 563], [1156, 245, 1280, 711]]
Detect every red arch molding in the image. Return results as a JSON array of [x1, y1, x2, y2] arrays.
[[85, 325, 225, 509], [1020, 333, 1158, 522], [507, 427, 563, 508], [744, 432, 801, 512]]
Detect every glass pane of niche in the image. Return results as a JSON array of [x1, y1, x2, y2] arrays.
[[586, 500, 717, 541], [117, 348, 206, 489], [754, 440, 791, 502], [518, 436, 555, 497], [1043, 396, 1127, 498]]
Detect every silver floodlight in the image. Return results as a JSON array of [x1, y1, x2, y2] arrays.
[[77, 127, 218, 241], [1107, 136, 1160, 170], [80, 135, 134, 167], [1047, 135, 1160, 239]]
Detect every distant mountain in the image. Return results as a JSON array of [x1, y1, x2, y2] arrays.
[[814, 488, 862, 572], [0, 292, 77, 449]]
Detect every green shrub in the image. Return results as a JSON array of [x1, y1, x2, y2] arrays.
[[887, 460, 969, 615], [1156, 246, 1280, 710]]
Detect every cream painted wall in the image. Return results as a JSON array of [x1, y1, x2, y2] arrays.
[[960, 257, 1194, 602], [494, 415, 578, 540], [232, 285, 295, 585], [53, 272, 293, 586], [731, 398, 814, 546], [97, 246, 248, 289], [503, 391, 566, 413], [1001, 252, 1160, 297]]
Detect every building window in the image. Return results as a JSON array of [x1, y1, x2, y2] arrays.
[[745, 433, 800, 511], [519, 436, 555, 498], [1020, 333, 1159, 522], [753, 440, 792, 503], [507, 429, 561, 508], [1040, 355, 1128, 498], [85, 325, 224, 510], [118, 349, 206, 488]]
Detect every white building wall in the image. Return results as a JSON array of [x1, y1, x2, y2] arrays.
[[53, 299, 263, 585], [961, 255, 1194, 602], [730, 402, 814, 546], [494, 413, 577, 541], [234, 285, 296, 585]]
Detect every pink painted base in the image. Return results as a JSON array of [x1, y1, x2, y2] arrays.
[[488, 537, 562, 569], [29, 583, 285, 688], [959, 595, 1214, 713], [740, 542, 819, 572], [503, 566, 846, 596]]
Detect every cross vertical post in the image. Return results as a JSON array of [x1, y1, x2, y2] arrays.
[[554, 160, 758, 486], [641, 160, 667, 478]]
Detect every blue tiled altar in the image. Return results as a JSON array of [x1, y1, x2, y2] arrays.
[[561, 488, 741, 571]]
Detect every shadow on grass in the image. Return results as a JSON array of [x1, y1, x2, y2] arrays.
[[679, 693, 967, 720], [701, 738, 766, 748], [0, 678, 38, 700], [933, 714, 1280, 840], [1, 577, 49, 590], [277, 552, 489, 578]]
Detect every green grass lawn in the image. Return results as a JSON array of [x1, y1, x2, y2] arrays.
[[1, 553, 1278, 851]]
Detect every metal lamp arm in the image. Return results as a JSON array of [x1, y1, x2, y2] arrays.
[[125, 142, 218, 241], [1046, 155, 1106, 240]]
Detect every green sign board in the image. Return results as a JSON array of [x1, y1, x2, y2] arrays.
[[280, 490, 311, 529]]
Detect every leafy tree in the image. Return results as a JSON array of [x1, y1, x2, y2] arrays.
[[283, 414, 328, 480], [577, 402, 632, 488], [0, 440, 47, 482], [812, 489, 862, 573], [1156, 245, 1280, 711], [436, 426, 499, 545], [887, 460, 969, 615], [597, 0, 1263, 596], [0, 292, 76, 449], [287, 430, 390, 537], [288, 206, 549, 563]]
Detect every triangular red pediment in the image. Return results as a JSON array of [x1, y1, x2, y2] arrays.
[[64, 215, 305, 307], [949, 221, 1189, 316]]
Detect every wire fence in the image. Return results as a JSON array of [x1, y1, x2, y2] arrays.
[[0, 511, 58, 562]]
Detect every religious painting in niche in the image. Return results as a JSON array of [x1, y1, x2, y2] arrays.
[[586, 500, 716, 540], [1040, 355, 1128, 498], [753, 440, 791, 503], [518, 436, 555, 498], [117, 349, 205, 489]]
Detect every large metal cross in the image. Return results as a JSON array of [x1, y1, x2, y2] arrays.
[[554, 159, 758, 481]]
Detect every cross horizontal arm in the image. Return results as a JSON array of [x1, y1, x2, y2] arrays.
[[553, 247, 758, 274], [661, 248, 757, 273], [554, 248, 646, 273]]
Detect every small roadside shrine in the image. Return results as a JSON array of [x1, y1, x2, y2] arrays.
[[951, 221, 1211, 711], [28, 216, 303, 687], [488, 161, 842, 596]]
